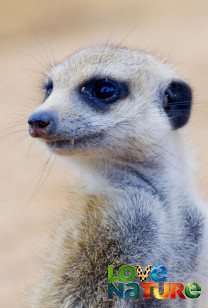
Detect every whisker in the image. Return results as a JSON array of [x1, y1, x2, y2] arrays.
[[0, 129, 27, 140], [23, 155, 52, 195], [8, 135, 28, 151], [0, 123, 25, 133], [26, 140, 35, 160], [18, 50, 49, 71], [117, 22, 141, 47], [35, 35, 53, 69], [44, 34, 56, 67], [26, 155, 55, 207]]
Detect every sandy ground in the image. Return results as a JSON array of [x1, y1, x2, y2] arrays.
[[1, 0, 208, 307]]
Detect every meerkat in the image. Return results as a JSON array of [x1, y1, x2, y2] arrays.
[[27, 45, 208, 308]]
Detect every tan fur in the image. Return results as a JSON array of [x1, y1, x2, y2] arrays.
[[27, 46, 208, 308]]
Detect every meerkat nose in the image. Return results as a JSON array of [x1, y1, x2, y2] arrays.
[[28, 111, 56, 138]]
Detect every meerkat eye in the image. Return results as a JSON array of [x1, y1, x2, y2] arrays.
[[44, 81, 53, 99], [80, 78, 128, 110], [92, 81, 117, 100]]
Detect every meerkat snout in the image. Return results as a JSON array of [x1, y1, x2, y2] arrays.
[[28, 110, 57, 138]]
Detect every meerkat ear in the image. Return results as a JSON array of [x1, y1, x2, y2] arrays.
[[162, 80, 192, 129]]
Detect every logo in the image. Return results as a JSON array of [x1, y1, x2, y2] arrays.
[[108, 265, 201, 300]]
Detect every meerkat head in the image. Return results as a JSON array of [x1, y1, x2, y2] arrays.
[[28, 46, 192, 163]]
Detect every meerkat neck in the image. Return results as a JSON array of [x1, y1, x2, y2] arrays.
[[61, 139, 194, 205]]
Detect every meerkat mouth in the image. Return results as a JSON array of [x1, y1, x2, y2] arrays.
[[46, 138, 76, 149], [45, 132, 104, 152]]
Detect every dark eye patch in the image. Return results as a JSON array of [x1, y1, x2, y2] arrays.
[[79, 78, 128, 110], [44, 80, 53, 99]]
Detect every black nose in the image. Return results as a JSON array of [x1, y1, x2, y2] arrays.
[[28, 114, 51, 128], [28, 111, 56, 138]]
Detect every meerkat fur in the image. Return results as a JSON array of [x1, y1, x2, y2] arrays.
[[27, 46, 208, 308]]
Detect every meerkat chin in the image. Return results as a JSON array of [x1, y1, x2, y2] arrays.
[[27, 45, 208, 308]]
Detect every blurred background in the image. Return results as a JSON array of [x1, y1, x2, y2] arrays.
[[1, 0, 208, 306]]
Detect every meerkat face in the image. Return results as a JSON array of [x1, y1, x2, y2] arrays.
[[28, 46, 192, 162]]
